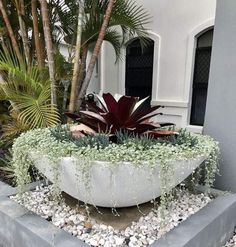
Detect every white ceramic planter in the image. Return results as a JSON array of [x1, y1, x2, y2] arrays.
[[30, 154, 205, 208]]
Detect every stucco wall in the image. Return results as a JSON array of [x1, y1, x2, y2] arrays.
[[102, 0, 216, 129], [100, 42, 120, 94], [204, 0, 236, 192]]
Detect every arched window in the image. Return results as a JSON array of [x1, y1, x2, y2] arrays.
[[125, 39, 154, 105], [190, 28, 214, 126]]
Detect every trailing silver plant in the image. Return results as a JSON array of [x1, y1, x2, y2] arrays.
[[12, 126, 220, 212]]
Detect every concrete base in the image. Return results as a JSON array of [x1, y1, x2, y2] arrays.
[[0, 180, 236, 247], [152, 194, 236, 247], [0, 181, 87, 247], [204, 0, 236, 192]]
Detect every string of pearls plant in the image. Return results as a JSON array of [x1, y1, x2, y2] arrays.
[[12, 125, 220, 211]]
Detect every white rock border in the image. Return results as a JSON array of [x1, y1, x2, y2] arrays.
[[11, 185, 212, 247]]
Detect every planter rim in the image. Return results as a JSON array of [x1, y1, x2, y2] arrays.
[[30, 151, 206, 166]]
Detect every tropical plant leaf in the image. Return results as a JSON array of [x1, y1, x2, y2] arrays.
[[80, 110, 107, 124], [85, 101, 106, 113], [66, 93, 175, 137], [53, 0, 151, 61], [103, 28, 122, 61], [117, 96, 138, 124], [1, 111, 30, 139], [0, 51, 60, 132], [0, 155, 15, 179], [103, 93, 119, 114]]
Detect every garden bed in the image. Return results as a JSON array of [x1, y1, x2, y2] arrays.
[[1, 180, 236, 247]]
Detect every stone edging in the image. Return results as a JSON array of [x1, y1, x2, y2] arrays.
[[152, 193, 236, 247], [0, 180, 236, 247], [0, 181, 87, 247]]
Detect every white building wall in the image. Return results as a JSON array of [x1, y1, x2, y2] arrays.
[[101, 0, 217, 131], [100, 42, 120, 94]]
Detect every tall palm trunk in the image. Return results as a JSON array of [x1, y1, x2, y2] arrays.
[[15, 0, 30, 64], [76, 47, 88, 111], [0, 0, 23, 63], [40, 0, 57, 106], [31, 0, 44, 69], [77, 0, 114, 109], [68, 0, 84, 113]]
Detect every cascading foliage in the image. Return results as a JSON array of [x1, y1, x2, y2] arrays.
[[12, 124, 220, 210]]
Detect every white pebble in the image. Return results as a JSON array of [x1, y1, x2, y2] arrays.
[[114, 236, 125, 245], [89, 238, 98, 246], [11, 186, 212, 247]]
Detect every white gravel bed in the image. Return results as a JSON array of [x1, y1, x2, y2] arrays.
[[223, 229, 236, 247], [11, 186, 212, 247]]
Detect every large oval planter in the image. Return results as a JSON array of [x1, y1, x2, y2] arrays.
[[30, 154, 205, 208]]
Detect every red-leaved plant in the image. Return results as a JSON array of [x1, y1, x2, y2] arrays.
[[66, 93, 176, 138]]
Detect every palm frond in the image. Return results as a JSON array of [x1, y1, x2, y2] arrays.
[[104, 29, 122, 61], [110, 0, 151, 47], [84, 0, 151, 46], [1, 110, 30, 139], [0, 51, 60, 131], [54, 0, 151, 61]]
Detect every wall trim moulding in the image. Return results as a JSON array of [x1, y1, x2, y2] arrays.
[[151, 100, 189, 108]]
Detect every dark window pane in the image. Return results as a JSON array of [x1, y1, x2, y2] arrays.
[[194, 48, 212, 84], [190, 29, 214, 126], [125, 39, 154, 104]]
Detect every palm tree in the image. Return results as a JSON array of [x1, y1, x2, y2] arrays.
[[77, 0, 115, 108], [39, 0, 57, 106], [0, 0, 23, 63], [54, 0, 151, 111]]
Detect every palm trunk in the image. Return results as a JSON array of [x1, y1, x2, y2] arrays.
[[0, 0, 23, 63], [68, 0, 84, 113], [31, 0, 45, 69], [77, 0, 114, 109], [16, 0, 30, 64], [62, 80, 70, 113], [76, 47, 88, 111], [40, 0, 57, 106]]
